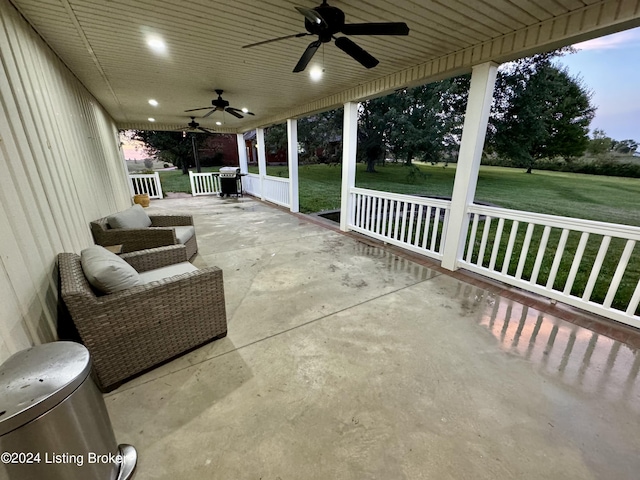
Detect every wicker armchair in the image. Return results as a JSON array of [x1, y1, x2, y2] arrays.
[[58, 245, 227, 392], [90, 213, 198, 259]]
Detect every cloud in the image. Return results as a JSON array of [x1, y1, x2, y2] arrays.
[[573, 28, 640, 51]]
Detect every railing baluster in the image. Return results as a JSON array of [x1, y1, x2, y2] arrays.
[[546, 228, 570, 290], [476, 216, 492, 267], [489, 218, 505, 270], [582, 235, 612, 302], [400, 202, 409, 242], [515, 223, 535, 280], [414, 205, 423, 247], [502, 220, 519, 275], [407, 203, 416, 245], [530, 225, 551, 285], [564, 232, 590, 296], [626, 279, 640, 316], [375, 196, 382, 234], [603, 240, 636, 308], [430, 207, 441, 252], [387, 200, 395, 237], [422, 206, 432, 249], [394, 201, 402, 240], [382, 199, 389, 237], [465, 213, 479, 263]]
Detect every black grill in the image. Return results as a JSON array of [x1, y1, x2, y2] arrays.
[[218, 167, 243, 197]]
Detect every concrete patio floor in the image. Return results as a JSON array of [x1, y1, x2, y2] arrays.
[[105, 194, 640, 480]]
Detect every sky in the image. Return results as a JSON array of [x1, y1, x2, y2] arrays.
[[557, 26, 640, 142], [122, 27, 640, 159]]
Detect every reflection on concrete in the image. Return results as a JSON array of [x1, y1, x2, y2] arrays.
[[461, 286, 640, 412]]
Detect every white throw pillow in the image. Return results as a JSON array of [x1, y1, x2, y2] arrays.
[[81, 245, 142, 294], [107, 204, 152, 229]]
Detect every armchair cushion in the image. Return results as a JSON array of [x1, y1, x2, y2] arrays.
[[81, 245, 142, 294], [172, 225, 195, 244], [139, 261, 198, 284], [107, 204, 152, 229]]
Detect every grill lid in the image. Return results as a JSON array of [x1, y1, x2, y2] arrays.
[[219, 167, 240, 174]]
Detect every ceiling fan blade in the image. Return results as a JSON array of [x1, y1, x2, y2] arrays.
[[340, 22, 410, 36], [334, 37, 379, 69], [242, 32, 310, 49], [202, 109, 216, 118], [225, 108, 244, 119], [294, 6, 327, 28], [184, 107, 212, 112], [293, 40, 321, 73]]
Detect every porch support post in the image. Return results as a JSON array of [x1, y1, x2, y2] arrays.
[[287, 119, 299, 213], [340, 101, 358, 232], [236, 133, 248, 174], [256, 127, 267, 201], [441, 62, 498, 271]]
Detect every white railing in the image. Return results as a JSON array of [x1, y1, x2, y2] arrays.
[[128, 173, 163, 199], [243, 173, 290, 208], [349, 187, 451, 260], [189, 172, 221, 196], [243, 173, 261, 197], [459, 204, 640, 328], [263, 175, 290, 208]]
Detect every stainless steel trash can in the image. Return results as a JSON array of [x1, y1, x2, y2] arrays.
[[0, 342, 136, 480]]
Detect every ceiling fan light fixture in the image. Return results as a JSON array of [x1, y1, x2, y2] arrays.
[[146, 36, 166, 55], [309, 66, 323, 81]]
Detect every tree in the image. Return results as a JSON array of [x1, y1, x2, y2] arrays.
[[612, 139, 639, 154], [587, 128, 613, 155], [490, 61, 595, 173], [131, 130, 205, 174]]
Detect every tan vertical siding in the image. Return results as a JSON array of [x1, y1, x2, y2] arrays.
[[0, 1, 130, 361]]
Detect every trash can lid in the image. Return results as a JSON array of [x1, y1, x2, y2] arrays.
[[0, 341, 92, 436]]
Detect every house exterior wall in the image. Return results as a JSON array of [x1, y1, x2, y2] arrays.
[[0, 2, 131, 361]]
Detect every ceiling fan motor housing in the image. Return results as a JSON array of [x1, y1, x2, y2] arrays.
[[305, 4, 344, 41]]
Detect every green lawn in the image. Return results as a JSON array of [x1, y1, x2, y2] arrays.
[[243, 163, 640, 226]]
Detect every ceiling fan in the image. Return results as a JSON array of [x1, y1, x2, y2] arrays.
[[242, 0, 409, 73], [185, 89, 255, 119], [175, 117, 215, 134]]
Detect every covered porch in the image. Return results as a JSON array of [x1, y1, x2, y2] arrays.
[[104, 194, 640, 478], [1, 0, 640, 476]]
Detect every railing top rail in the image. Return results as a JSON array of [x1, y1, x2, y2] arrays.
[[351, 187, 452, 208], [263, 175, 289, 183], [129, 173, 158, 178], [468, 204, 640, 240]]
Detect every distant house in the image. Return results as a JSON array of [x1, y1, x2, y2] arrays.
[[243, 130, 286, 165]]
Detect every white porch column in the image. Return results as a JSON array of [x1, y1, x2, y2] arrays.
[[441, 62, 498, 271], [236, 133, 248, 174], [287, 119, 300, 213], [256, 127, 267, 201], [340, 102, 358, 232]]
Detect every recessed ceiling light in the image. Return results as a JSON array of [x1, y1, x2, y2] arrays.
[[148, 99, 159, 106], [148, 117, 155, 122], [309, 66, 323, 81], [215, 121, 222, 126], [146, 37, 166, 54]]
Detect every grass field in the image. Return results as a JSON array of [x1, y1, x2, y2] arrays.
[[242, 163, 640, 226]]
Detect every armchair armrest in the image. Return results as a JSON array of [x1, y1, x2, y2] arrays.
[[120, 245, 188, 272], [149, 215, 194, 227]]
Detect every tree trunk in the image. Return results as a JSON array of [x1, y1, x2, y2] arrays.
[[366, 158, 377, 173]]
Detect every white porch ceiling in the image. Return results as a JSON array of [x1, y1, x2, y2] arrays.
[[8, 0, 640, 133]]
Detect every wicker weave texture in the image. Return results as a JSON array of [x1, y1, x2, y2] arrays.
[[58, 248, 227, 391], [90, 214, 198, 258]]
